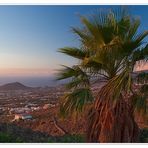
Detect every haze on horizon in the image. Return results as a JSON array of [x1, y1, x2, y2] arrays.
[[0, 5, 147, 79]]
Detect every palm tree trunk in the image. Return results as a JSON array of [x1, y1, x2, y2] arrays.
[[87, 94, 139, 143]]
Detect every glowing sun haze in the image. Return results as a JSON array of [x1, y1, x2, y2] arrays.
[[0, 68, 55, 77]]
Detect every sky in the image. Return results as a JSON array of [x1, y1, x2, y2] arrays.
[[0, 5, 148, 78]]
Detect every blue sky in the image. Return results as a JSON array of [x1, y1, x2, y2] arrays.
[[0, 5, 147, 77]]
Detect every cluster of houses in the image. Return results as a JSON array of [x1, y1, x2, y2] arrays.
[[11, 102, 57, 122], [0, 86, 62, 122]]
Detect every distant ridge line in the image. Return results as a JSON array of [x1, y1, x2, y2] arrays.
[[0, 82, 32, 91]]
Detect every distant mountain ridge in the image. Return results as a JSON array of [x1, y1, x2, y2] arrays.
[[0, 82, 32, 91]]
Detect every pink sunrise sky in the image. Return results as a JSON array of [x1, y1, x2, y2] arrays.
[[0, 62, 147, 77], [0, 68, 56, 77]]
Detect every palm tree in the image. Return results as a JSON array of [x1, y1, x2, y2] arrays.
[[57, 7, 148, 142]]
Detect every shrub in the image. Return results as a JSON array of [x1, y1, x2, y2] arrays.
[[0, 132, 24, 143], [140, 128, 148, 143], [48, 134, 85, 143]]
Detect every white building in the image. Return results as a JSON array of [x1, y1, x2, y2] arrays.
[[12, 114, 32, 122]]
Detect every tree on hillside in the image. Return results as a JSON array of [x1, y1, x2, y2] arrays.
[[57, 7, 148, 142]]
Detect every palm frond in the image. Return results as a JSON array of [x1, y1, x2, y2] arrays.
[[142, 44, 148, 60], [72, 27, 93, 47], [140, 84, 148, 94], [133, 31, 148, 44], [56, 65, 79, 80], [127, 18, 140, 40], [132, 94, 148, 116], [60, 88, 93, 117], [80, 16, 105, 46], [98, 67, 132, 104], [58, 47, 87, 60], [65, 76, 89, 89]]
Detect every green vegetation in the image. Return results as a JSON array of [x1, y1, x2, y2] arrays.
[[48, 134, 85, 143], [0, 132, 85, 143], [56, 134, 85, 143], [0, 131, 148, 143], [0, 132, 24, 143], [140, 129, 148, 143]]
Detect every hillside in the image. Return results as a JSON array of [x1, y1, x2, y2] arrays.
[[0, 105, 148, 143], [0, 82, 32, 91]]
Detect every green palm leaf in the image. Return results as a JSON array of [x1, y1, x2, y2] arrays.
[[60, 88, 93, 117], [58, 47, 88, 60]]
